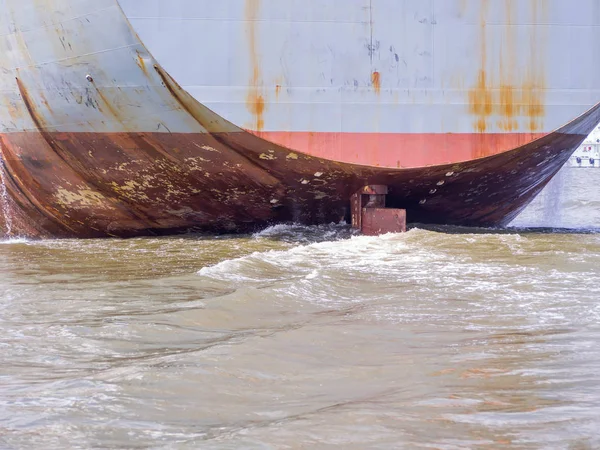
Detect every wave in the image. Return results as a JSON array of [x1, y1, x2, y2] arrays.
[[196, 228, 572, 292], [0, 237, 29, 245], [252, 222, 357, 244]]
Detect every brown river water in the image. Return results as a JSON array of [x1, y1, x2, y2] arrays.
[[1, 167, 600, 449]]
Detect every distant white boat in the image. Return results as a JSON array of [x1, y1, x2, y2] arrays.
[[569, 126, 600, 167]]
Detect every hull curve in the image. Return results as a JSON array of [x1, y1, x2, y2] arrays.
[[0, 0, 599, 238]]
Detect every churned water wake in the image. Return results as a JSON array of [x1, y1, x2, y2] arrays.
[[200, 227, 600, 315], [0, 237, 28, 245], [2, 225, 600, 448]]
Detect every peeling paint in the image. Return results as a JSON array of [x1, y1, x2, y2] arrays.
[[110, 180, 151, 202], [200, 145, 220, 152], [55, 188, 109, 209]]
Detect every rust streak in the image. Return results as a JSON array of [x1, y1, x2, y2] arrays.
[[245, 0, 266, 133], [371, 71, 381, 94], [468, 70, 492, 133], [155, 65, 194, 117], [16, 78, 158, 227], [15, 77, 50, 132], [95, 88, 125, 123], [525, 0, 547, 132], [497, 0, 518, 132], [135, 50, 150, 78], [0, 105, 79, 234], [498, 84, 518, 131], [153, 64, 281, 184], [468, 0, 546, 134], [468, 1, 491, 133]]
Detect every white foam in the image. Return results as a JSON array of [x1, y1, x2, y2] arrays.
[[252, 222, 353, 242], [197, 229, 436, 286], [253, 223, 299, 238], [0, 237, 29, 245]]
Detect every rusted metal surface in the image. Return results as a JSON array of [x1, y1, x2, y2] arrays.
[[361, 209, 407, 236], [350, 194, 360, 230], [0, 0, 599, 238], [351, 186, 384, 231], [351, 185, 405, 235], [352, 185, 388, 230]]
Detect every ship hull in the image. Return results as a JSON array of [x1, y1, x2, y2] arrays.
[[1, 0, 600, 238], [1, 100, 597, 238]]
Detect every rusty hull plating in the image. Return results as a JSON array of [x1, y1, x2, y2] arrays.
[[1, 81, 598, 238], [0, 1, 599, 238]]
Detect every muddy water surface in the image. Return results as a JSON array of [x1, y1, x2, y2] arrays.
[[1, 168, 600, 449]]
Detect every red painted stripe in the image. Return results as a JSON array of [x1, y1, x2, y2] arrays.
[[251, 132, 547, 168]]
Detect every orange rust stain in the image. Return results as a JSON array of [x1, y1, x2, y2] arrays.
[[468, 70, 492, 132], [496, 1, 517, 132], [248, 94, 265, 131], [371, 71, 381, 94], [468, 2, 491, 133], [95, 89, 125, 123], [245, 0, 266, 132], [15, 77, 50, 130], [496, 85, 518, 131], [135, 50, 150, 77], [38, 91, 53, 114], [275, 84, 281, 99], [499, 85, 517, 118], [525, 0, 548, 132], [468, 0, 546, 134]]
